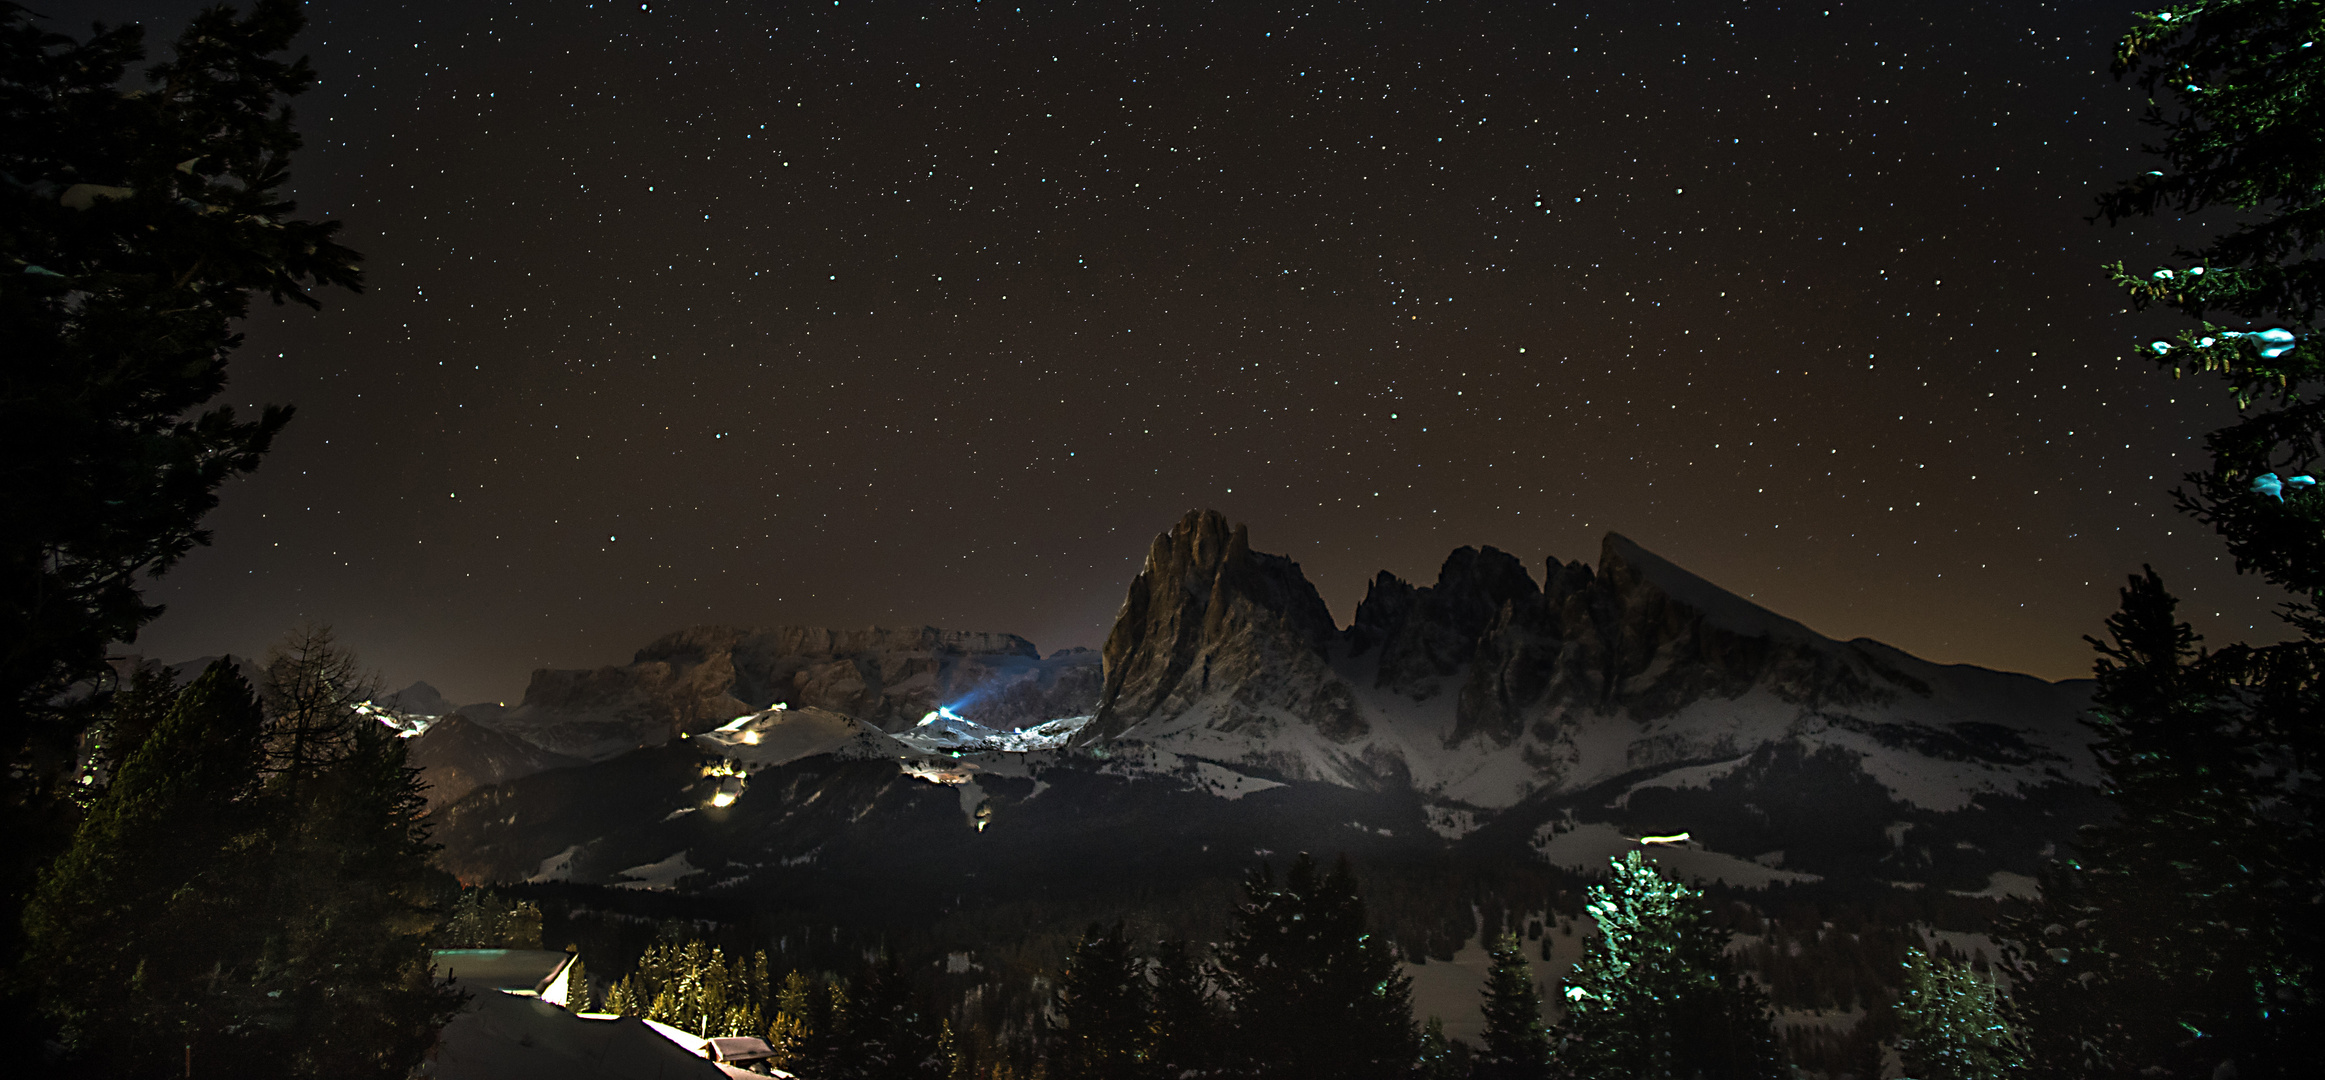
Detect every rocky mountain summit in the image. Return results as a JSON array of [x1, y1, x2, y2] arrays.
[[1082, 510, 2094, 812]]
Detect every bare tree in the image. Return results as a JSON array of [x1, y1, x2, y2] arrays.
[[260, 623, 381, 800]]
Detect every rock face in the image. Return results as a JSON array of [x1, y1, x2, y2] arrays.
[[1077, 512, 2095, 811], [1084, 509, 1360, 749], [1442, 534, 1927, 747], [476, 625, 1102, 760], [405, 715, 587, 811]]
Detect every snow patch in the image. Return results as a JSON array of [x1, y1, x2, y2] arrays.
[[1616, 754, 1753, 807], [1423, 805, 1484, 841], [1949, 870, 2041, 900], [1191, 760, 1286, 800], [1534, 822, 1821, 888], [613, 850, 697, 891], [527, 843, 583, 884]]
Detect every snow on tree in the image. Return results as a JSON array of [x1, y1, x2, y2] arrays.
[[1893, 946, 2019, 1080], [1999, 4, 2324, 1076], [1553, 850, 1782, 1080]]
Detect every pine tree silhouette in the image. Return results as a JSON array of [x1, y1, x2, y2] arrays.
[[1473, 931, 1550, 1080], [1148, 939, 1220, 1080], [22, 660, 270, 1073], [1214, 853, 1415, 1080], [1055, 921, 1152, 1080]]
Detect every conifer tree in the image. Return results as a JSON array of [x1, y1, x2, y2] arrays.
[[1414, 1017, 1461, 1080], [1996, 4, 2324, 1079], [1214, 853, 1416, 1080], [1054, 921, 1152, 1080], [69, 658, 176, 808], [790, 966, 855, 1077], [0, 0, 363, 809], [19, 659, 269, 1073], [246, 626, 462, 1077], [623, 939, 775, 1038], [769, 970, 822, 1070], [1474, 931, 1550, 1080], [1553, 851, 1781, 1080], [438, 888, 545, 949], [1148, 939, 1220, 1080], [2001, 572, 2295, 1080], [1893, 947, 2019, 1080], [603, 973, 644, 1017], [841, 952, 946, 1080]]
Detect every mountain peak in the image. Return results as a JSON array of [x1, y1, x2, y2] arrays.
[[1598, 533, 1821, 643], [1083, 510, 1351, 745]]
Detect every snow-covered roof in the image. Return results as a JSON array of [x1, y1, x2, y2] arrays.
[[421, 991, 726, 1080], [433, 949, 575, 996]]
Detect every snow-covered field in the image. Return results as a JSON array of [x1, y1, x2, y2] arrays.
[[1533, 823, 1822, 888]]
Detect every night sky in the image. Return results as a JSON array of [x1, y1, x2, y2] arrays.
[[48, 0, 2297, 704]]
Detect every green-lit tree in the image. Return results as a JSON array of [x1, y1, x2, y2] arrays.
[[0, 0, 362, 812], [19, 660, 270, 1073], [1414, 1017, 1462, 1080], [1552, 851, 1781, 1080], [1054, 921, 1152, 1080], [1474, 931, 1550, 1080], [1998, 6, 2325, 1077], [2099, 1, 2325, 618], [1213, 853, 1416, 1080], [68, 658, 177, 809], [1893, 946, 2019, 1080]]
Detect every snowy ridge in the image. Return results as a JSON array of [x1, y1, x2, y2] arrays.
[[1085, 521, 2096, 815], [1601, 532, 1823, 643]]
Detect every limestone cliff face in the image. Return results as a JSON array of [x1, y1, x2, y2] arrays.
[[1451, 534, 1927, 746], [481, 624, 1099, 759], [1082, 509, 1357, 745], [1080, 513, 2089, 809], [1350, 545, 1541, 694]]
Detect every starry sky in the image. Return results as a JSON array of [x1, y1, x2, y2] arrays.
[[49, 0, 2297, 704]]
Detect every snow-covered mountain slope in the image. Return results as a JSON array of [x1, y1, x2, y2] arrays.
[[468, 625, 1103, 760], [890, 706, 1093, 754], [428, 510, 2107, 910], [692, 704, 907, 766], [1082, 511, 2096, 814]]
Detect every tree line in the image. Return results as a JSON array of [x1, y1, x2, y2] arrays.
[[575, 850, 1791, 1080], [17, 628, 458, 1077]]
